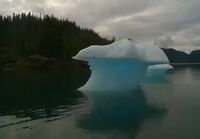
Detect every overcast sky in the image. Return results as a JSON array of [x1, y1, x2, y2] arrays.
[[1, 0, 200, 49]]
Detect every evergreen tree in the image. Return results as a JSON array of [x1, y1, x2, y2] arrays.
[[0, 13, 112, 60]]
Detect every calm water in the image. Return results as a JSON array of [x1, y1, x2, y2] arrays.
[[0, 67, 200, 139]]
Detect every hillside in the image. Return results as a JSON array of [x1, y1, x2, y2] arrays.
[[0, 13, 112, 71], [162, 48, 200, 64]]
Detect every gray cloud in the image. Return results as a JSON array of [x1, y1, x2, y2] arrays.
[[154, 36, 175, 48], [0, 0, 200, 48]]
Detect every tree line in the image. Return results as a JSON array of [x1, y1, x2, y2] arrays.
[[0, 13, 113, 61]]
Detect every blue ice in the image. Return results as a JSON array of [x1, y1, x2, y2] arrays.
[[73, 39, 172, 91]]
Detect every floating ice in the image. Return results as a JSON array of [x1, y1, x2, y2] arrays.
[[145, 64, 173, 80], [79, 59, 148, 91], [136, 43, 169, 64], [73, 39, 139, 60], [73, 39, 170, 91], [136, 43, 172, 80]]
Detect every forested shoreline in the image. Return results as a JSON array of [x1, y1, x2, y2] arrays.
[[0, 13, 113, 71]]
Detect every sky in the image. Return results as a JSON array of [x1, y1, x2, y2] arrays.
[[1, 0, 200, 52]]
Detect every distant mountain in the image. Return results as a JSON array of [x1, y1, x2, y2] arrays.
[[189, 51, 200, 63], [162, 48, 189, 63], [162, 48, 200, 64]]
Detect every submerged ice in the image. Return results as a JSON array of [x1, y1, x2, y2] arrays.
[[73, 39, 171, 91]]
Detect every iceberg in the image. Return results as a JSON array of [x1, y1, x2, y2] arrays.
[[136, 43, 169, 64], [136, 43, 173, 79], [78, 59, 148, 91], [73, 39, 171, 91], [73, 39, 139, 60], [73, 39, 147, 91], [145, 64, 173, 80]]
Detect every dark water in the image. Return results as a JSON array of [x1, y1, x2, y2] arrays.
[[0, 68, 200, 139]]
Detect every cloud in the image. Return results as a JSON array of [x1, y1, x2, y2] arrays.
[[0, 0, 200, 48], [154, 36, 175, 48]]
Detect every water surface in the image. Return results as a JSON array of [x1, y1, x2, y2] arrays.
[[0, 68, 200, 139]]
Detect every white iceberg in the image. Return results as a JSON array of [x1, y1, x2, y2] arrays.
[[73, 39, 139, 60], [145, 64, 173, 80], [136, 43, 172, 79], [73, 39, 170, 91], [136, 43, 169, 64]]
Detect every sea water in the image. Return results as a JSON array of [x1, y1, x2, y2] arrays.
[[0, 67, 200, 139]]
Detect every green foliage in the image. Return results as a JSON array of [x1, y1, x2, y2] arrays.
[[0, 13, 112, 60]]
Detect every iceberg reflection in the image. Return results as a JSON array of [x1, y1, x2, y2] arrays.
[[77, 90, 166, 133]]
